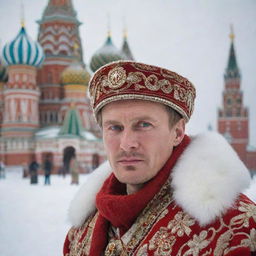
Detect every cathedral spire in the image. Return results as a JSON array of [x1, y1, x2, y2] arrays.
[[121, 26, 134, 60], [225, 25, 240, 79], [20, 1, 25, 28], [106, 13, 113, 44]]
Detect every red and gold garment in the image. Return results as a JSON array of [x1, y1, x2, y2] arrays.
[[63, 133, 256, 256]]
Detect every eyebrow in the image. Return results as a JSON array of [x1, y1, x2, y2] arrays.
[[102, 120, 121, 127], [103, 116, 158, 127]]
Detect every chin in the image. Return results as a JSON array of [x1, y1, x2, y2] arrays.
[[115, 170, 148, 185]]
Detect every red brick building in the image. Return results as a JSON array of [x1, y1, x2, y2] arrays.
[[218, 29, 256, 174], [0, 0, 134, 171]]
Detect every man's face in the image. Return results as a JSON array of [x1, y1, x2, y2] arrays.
[[101, 100, 185, 193]]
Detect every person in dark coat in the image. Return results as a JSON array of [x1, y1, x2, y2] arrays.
[[0, 160, 5, 179], [43, 156, 52, 185], [29, 158, 39, 184]]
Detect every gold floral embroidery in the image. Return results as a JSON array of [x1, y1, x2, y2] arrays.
[[148, 227, 176, 255], [104, 180, 173, 256], [230, 201, 256, 228], [124, 181, 173, 254], [89, 61, 196, 120], [185, 231, 210, 256], [136, 244, 148, 256], [67, 187, 256, 256], [241, 228, 256, 251], [68, 213, 97, 256], [107, 67, 127, 89], [238, 202, 256, 227], [167, 211, 195, 237], [105, 239, 128, 256], [214, 230, 233, 256]]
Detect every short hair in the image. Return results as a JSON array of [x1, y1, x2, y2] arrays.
[[96, 103, 182, 129], [164, 105, 183, 128]]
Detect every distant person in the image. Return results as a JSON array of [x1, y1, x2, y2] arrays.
[[70, 155, 79, 185], [43, 156, 52, 185], [22, 162, 29, 178], [0, 160, 5, 179], [29, 158, 39, 184]]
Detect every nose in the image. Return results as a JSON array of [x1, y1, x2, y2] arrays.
[[120, 128, 139, 152]]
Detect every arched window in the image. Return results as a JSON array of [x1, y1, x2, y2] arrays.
[[63, 146, 76, 173]]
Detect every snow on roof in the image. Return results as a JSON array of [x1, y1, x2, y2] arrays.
[[35, 126, 100, 141], [35, 126, 60, 139], [82, 130, 99, 141]]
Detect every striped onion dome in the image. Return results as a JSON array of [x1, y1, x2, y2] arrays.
[[3, 26, 44, 67], [61, 62, 91, 86], [0, 58, 8, 82], [90, 33, 125, 72]]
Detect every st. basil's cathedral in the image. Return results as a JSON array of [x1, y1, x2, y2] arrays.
[[0, 0, 134, 172], [0, 0, 255, 174]]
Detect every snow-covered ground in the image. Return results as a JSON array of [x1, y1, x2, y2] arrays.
[[0, 168, 88, 256], [0, 168, 255, 256]]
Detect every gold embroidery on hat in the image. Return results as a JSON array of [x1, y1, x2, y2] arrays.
[[108, 67, 127, 89], [89, 62, 196, 120]]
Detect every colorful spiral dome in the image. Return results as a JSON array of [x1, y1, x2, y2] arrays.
[[90, 33, 126, 73], [2, 26, 44, 67], [61, 61, 91, 86], [0, 58, 8, 83]]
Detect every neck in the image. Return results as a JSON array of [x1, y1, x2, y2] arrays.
[[126, 183, 144, 194]]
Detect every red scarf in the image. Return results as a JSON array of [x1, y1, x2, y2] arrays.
[[89, 135, 191, 255]]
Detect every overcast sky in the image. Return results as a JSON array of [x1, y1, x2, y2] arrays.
[[0, 0, 256, 146]]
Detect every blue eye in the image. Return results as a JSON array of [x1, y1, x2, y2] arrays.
[[139, 122, 151, 128], [109, 125, 122, 131]]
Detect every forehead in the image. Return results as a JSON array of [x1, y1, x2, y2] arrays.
[[101, 100, 168, 120]]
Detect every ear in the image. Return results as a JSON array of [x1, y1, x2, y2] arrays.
[[173, 118, 186, 146]]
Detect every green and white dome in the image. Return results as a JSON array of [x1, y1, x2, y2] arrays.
[[3, 26, 44, 67]]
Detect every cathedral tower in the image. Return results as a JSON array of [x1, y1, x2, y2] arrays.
[[37, 0, 84, 127], [218, 27, 249, 164], [121, 28, 134, 60], [2, 25, 44, 164]]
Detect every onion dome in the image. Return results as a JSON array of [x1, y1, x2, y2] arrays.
[[2, 26, 44, 67], [0, 58, 8, 83], [61, 61, 91, 86], [90, 32, 125, 72]]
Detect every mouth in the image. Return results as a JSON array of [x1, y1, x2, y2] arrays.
[[117, 159, 144, 165]]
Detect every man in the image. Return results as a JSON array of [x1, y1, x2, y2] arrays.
[[70, 154, 79, 185], [43, 155, 52, 185], [29, 157, 39, 184], [63, 61, 256, 255], [0, 159, 5, 179]]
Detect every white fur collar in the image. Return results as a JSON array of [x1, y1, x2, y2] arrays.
[[68, 132, 250, 227]]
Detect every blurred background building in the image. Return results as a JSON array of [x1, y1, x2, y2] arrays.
[[217, 28, 256, 174], [0, 0, 134, 173], [0, 0, 255, 174]]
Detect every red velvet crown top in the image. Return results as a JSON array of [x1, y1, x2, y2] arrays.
[[89, 61, 196, 121]]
